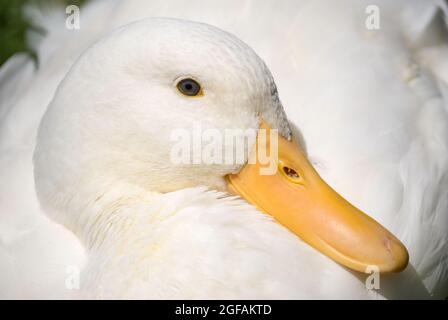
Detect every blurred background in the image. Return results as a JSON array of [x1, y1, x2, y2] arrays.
[[0, 0, 85, 66]]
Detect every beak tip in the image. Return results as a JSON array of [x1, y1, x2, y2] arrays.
[[378, 241, 409, 273], [391, 244, 409, 273]]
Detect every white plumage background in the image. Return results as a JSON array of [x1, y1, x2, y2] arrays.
[[0, 0, 447, 299]]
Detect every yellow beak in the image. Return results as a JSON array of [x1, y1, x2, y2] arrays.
[[226, 120, 408, 273]]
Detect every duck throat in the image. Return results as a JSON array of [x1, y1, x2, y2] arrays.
[[36, 176, 157, 250]]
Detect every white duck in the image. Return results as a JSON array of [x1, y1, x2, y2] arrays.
[[0, 0, 447, 299], [30, 17, 409, 298]]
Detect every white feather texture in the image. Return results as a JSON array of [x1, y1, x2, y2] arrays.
[[0, 0, 447, 299]]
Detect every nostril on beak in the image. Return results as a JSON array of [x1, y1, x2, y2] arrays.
[[279, 162, 302, 183], [283, 166, 300, 179]]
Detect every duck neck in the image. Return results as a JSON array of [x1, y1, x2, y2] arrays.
[[63, 181, 159, 251]]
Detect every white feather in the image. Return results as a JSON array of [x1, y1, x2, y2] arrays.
[[0, 0, 447, 299]]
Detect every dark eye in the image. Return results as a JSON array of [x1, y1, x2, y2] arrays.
[[177, 78, 202, 97]]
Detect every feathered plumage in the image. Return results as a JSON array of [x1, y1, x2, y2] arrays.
[[0, 0, 447, 299]]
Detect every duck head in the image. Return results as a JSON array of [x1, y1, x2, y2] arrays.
[[34, 18, 408, 273]]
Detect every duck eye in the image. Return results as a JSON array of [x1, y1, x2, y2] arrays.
[[177, 78, 202, 97]]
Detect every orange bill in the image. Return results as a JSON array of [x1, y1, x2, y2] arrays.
[[226, 120, 408, 273]]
